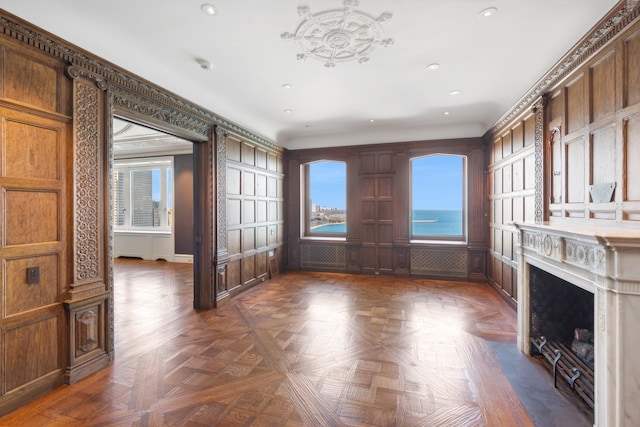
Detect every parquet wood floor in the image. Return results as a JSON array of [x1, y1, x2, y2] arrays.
[[0, 259, 533, 426]]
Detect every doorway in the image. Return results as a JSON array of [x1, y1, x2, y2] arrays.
[[112, 117, 194, 263]]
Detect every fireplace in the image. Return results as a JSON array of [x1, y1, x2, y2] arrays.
[[529, 265, 595, 410], [515, 222, 640, 427]]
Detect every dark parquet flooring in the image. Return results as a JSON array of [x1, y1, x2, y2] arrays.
[[0, 259, 540, 426]]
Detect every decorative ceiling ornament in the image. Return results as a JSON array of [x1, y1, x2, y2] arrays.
[[281, 0, 393, 68]]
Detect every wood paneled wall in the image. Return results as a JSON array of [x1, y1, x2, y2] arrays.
[[485, 3, 640, 306], [215, 131, 285, 303], [286, 139, 486, 280], [487, 113, 537, 303], [0, 37, 71, 414]]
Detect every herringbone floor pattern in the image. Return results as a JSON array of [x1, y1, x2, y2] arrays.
[[0, 259, 532, 426]]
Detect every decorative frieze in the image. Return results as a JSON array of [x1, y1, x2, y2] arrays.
[[111, 88, 209, 138], [564, 240, 605, 272], [520, 230, 560, 259]]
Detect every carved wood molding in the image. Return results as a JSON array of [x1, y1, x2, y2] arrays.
[[488, 3, 640, 135], [71, 76, 103, 284], [0, 12, 280, 151], [532, 95, 548, 224], [215, 127, 229, 258], [111, 86, 209, 139]]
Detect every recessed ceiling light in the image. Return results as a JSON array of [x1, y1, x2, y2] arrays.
[[201, 3, 218, 16], [443, 111, 450, 115], [426, 63, 440, 71], [369, 119, 375, 123], [284, 109, 293, 114], [479, 7, 497, 18], [449, 89, 461, 96], [195, 58, 215, 70], [282, 83, 292, 89]]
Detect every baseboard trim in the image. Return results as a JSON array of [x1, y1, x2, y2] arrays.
[[174, 254, 193, 263]]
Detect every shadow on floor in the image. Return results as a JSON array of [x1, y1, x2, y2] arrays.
[[487, 341, 593, 427]]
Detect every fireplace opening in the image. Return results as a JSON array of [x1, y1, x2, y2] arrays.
[[528, 265, 594, 415]]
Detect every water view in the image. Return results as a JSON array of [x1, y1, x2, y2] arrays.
[[310, 210, 462, 235], [412, 209, 462, 236]]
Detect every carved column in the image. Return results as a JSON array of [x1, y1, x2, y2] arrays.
[[532, 94, 548, 224], [215, 127, 230, 302], [63, 66, 111, 384]]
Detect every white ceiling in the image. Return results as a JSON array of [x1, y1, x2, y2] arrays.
[[113, 118, 193, 158], [0, 0, 620, 149]]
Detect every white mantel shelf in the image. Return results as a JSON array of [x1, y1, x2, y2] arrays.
[[514, 221, 640, 427]]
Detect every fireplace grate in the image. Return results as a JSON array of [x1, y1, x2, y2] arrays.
[[531, 336, 594, 409]]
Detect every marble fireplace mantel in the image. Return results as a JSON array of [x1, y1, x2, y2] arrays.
[[514, 222, 640, 427]]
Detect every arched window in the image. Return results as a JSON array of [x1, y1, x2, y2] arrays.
[[301, 160, 347, 236], [411, 154, 466, 241]]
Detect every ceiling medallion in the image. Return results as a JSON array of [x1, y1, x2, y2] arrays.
[[281, 0, 393, 68]]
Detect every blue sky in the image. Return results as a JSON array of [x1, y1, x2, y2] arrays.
[[411, 155, 463, 210], [151, 168, 172, 207], [309, 156, 463, 210], [310, 161, 346, 209]]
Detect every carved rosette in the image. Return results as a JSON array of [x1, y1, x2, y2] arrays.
[[73, 78, 101, 283]]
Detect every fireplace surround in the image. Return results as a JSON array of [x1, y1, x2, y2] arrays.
[[515, 222, 640, 427]]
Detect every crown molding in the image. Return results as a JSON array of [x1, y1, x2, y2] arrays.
[[0, 11, 281, 151], [486, 2, 640, 137]]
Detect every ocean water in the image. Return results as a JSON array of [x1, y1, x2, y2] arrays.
[[412, 209, 462, 236], [311, 210, 462, 235], [311, 223, 347, 233]]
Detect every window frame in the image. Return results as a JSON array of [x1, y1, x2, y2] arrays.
[[410, 153, 467, 243], [113, 156, 174, 233], [300, 160, 347, 239]]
